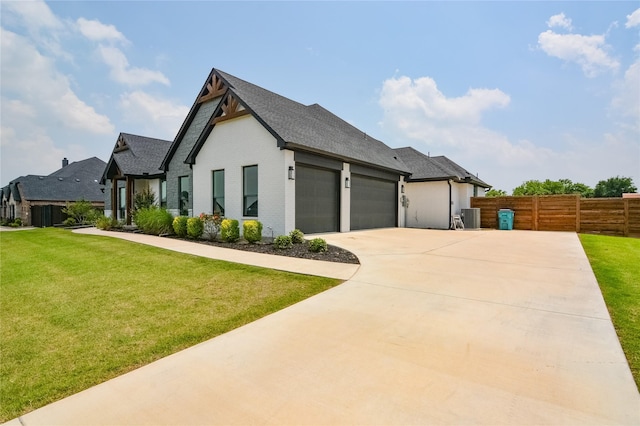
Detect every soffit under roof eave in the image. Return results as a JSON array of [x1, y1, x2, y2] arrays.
[[283, 142, 411, 176], [406, 176, 490, 187]]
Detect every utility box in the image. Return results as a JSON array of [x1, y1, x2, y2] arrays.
[[461, 208, 481, 229], [498, 209, 514, 230]]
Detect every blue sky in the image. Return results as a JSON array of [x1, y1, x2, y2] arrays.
[[1, 1, 639, 192]]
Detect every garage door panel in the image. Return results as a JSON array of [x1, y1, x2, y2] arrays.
[[296, 165, 339, 234], [351, 174, 397, 230]]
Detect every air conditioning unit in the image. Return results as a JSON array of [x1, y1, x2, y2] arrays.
[[461, 208, 481, 229]]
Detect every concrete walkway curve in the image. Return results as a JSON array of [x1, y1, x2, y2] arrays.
[[8, 228, 639, 425]]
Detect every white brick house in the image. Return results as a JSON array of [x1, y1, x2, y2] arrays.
[[160, 68, 411, 237], [101, 68, 490, 235]]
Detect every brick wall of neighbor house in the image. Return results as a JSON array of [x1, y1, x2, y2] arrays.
[[193, 114, 294, 237], [166, 98, 220, 216]]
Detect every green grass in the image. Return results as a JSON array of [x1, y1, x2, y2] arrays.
[[579, 233, 640, 390], [0, 228, 341, 421]]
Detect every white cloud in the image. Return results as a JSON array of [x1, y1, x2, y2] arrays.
[[2, 0, 64, 33], [537, 30, 619, 77], [626, 8, 640, 28], [547, 13, 573, 30], [76, 18, 128, 44], [120, 91, 189, 139], [1, 0, 70, 60], [0, 125, 66, 182], [98, 45, 170, 86], [378, 75, 639, 191], [1, 28, 114, 134], [380, 76, 510, 125], [611, 58, 640, 132]]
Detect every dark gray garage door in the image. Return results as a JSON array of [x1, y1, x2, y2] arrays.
[[350, 174, 397, 230], [295, 165, 339, 234]]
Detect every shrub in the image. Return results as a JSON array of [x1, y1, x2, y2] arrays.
[[200, 213, 223, 241], [289, 229, 305, 244], [133, 188, 157, 211], [135, 207, 174, 235], [220, 219, 240, 243], [95, 215, 117, 231], [63, 217, 77, 227], [62, 199, 98, 225], [243, 220, 263, 243], [187, 217, 204, 239], [308, 238, 328, 253], [173, 216, 188, 237], [13, 218, 22, 227], [273, 235, 293, 250]]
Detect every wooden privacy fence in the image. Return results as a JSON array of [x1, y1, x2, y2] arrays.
[[470, 195, 640, 237]]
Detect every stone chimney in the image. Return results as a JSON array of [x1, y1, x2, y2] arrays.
[[62, 158, 69, 167]]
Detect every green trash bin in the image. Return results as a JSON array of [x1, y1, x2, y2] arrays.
[[498, 209, 514, 230]]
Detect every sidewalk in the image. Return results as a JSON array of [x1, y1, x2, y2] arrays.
[[72, 227, 359, 280]]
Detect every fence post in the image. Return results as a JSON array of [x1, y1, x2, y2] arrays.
[[533, 196, 539, 231], [576, 195, 581, 234], [624, 199, 630, 237]]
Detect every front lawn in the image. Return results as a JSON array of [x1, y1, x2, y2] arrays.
[[579, 233, 640, 390], [0, 228, 341, 421]]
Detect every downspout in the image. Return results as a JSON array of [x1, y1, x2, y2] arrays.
[[448, 179, 452, 230]]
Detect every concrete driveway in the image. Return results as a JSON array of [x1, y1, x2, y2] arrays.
[[11, 228, 639, 425]]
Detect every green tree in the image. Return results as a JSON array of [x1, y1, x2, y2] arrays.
[[594, 176, 637, 198], [512, 180, 548, 196], [485, 189, 507, 197], [563, 181, 594, 198], [512, 178, 594, 197]]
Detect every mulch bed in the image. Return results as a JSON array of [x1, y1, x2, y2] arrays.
[[108, 227, 359, 264], [194, 238, 360, 264]]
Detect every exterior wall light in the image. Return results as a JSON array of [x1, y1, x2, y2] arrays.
[[401, 184, 405, 193], [288, 166, 295, 180], [345, 177, 350, 188]]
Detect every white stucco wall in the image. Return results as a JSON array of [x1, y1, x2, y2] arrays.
[[340, 163, 351, 232], [405, 181, 450, 229], [404, 181, 479, 229], [192, 115, 292, 237], [133, 178, 161, 206]]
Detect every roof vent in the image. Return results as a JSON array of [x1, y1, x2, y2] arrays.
[[58, 178, 63, 181], [75, 178, 80, 182], [62, 158, 69, 167]]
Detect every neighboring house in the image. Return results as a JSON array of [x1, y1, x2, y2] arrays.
[[101, 133, 172, 224], [394, 147, 490, 229], [1, 157, 106, 227], [101, 68, 491, 235]]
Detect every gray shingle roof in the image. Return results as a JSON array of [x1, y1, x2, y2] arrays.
[[394, 147, 490, 188], [185, 69, 410, 174], [106, 133, 172, 179], [10, 157, 107, 202]]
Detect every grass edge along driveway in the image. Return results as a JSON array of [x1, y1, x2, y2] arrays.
[[0, 228, 342, 422], [579, 233, 640, 391]]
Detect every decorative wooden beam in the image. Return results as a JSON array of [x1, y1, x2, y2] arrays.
[[114, 135, 129, 152], [198, 74, 226, 104], [111, 178, 117, 220], [213, 94, 249, 124], [126, 177, 134, 225]]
